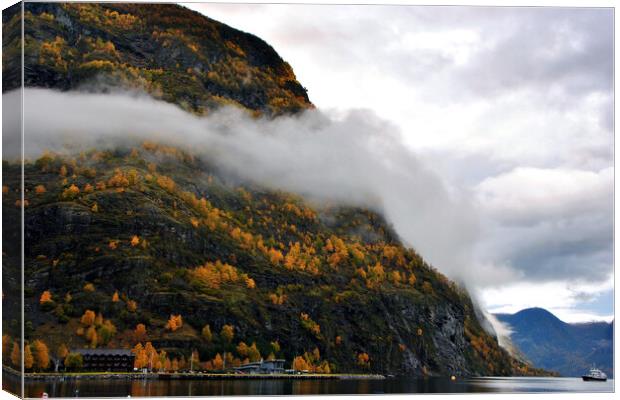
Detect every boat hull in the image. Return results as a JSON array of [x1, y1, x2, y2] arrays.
[[582, 376, 607, 382]]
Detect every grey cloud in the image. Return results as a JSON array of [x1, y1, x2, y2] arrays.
[[15, 88, 479, 286], [454, 8, 613, 99]]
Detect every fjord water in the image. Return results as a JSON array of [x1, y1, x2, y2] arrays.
[[6, 374, 613, 397]]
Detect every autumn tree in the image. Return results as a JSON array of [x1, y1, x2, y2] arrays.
[[130, 235, 140, 247], [86, 326, 98, 348], [236, 341, 249, 358], [57, 344, 69, 360], [64, 353, 83, 371], [221, 324, 234, 343], [165, 315, 183, 332], [39, 290, 53, 305], [201, 324, 212, 342], [357, 352, 370, 368], [61, 184, 80, 200], [24, 344, 34, 370], [127, 300, 137, 312], [244, 276, 256, 289], [133, 343, 148, 369], [112, 291, 119, 302], [98, 320, 117, 345], [134, 324, 147, 342], [268, 248, 284, 264], [292, 356, 310, 371], [248, 342, 261, 362], [189, 350, 200, 371], [35, 185, 46, 194], [212, 353, 224, 370], [31, 340, 50, 370], [108, 168, 130, 187], [300, 313, 321, 337], [2, 335, 11, 363], [10, 342, 20, 367], [80, 310, 96, 326]]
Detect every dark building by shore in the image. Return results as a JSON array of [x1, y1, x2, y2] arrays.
[[74, 349, 135, 372], [233, 359, 286, 374]]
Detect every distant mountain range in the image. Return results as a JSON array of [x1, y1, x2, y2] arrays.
[[495, 308, 613, 377]]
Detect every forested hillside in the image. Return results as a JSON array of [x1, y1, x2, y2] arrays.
[[2, 2, 546, 377]]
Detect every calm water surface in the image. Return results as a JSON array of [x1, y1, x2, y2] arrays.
[[3, 373, 614, 398]]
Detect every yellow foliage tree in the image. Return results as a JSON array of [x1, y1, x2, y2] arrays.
[[24, 344, 34, 370], [201, 325, 212, 342], [221, 324, 234, 343], [61, 184, 80, 200], [80, 310, 96, 326], [11, 342, 20, 367], [127, 300, 137, 313]]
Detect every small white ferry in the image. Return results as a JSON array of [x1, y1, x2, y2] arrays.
[[582, 367, 607, 382]]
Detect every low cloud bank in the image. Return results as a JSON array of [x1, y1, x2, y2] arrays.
[[7, 88, 479, 286]]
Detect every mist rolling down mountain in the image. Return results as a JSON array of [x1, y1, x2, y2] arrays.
[[2, 2, 548, 377], [495, 308, 614, 378]]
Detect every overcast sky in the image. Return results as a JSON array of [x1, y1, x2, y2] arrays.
[[184, 3, 613, 323]]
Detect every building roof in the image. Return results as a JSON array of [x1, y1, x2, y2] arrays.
[[234, 359, 287, 369], [74, 349, 134, 356]]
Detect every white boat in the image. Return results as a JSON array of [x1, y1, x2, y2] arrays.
[[582, 367, 607, 381]]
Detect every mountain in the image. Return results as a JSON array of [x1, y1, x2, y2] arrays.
[[2, 2, 545, 377], [495, 308, 613, 377], [3, 2, 312, 115]]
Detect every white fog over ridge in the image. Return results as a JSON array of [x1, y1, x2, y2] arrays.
[[183, 3, 614, 323]]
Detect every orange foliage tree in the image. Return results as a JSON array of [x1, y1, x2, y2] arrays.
[[134, 324, 147, 342], [39, 290, 53, 305], [80, 310, 96, 326], [31, 340, 50, 370], [165, 315, 183, 331]]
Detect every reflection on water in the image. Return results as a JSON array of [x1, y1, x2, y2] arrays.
[[4, 372, 613, 398]]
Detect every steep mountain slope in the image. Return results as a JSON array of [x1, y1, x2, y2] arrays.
[[3, 145, 542, 376], [3, 3, 312, 115], [2, 2, 545, 377], [496, 308, 613, 377]]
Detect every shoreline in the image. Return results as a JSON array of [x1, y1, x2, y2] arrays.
[[3, 367, 385, 382]]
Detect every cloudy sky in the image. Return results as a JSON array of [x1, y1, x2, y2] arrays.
[[184, 3, 613, 323]]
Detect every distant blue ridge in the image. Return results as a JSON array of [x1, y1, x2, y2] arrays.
[[494, 307, 613, 378]]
